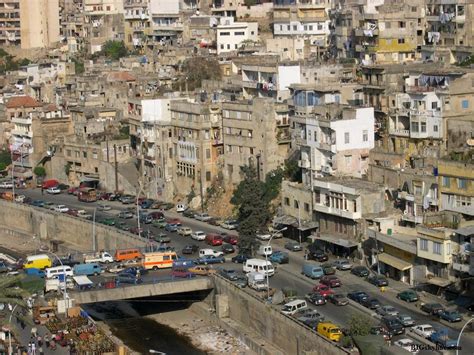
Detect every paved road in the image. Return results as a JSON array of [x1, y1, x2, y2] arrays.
[[11, 188, 474, 354]]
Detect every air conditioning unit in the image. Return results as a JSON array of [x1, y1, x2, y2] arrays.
[[322, 165, 332, 174]]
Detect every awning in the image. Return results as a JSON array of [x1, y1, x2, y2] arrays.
[[426, 277, 452, 288], [73, 275, 93, 287], [273, 215, 319, 231], [378, 253, 412, 271], [317, 235, 358, 248], [455, 226, 474, 237], [80, 176, 100, 182]]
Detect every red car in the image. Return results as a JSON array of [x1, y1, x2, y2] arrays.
[[312, 284, 335, 298], [67, 187, 78, 194], [320, 275, 342, 288], [206, 233, 223, 246], [167, 218, 182, 225], [66, 209, 78, 217], [222, 235, 238, 245]]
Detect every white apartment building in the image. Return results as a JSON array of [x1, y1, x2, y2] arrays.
[[216, 17, 258, 54]]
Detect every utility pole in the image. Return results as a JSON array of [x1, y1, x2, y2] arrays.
[[199, 169, 204, 213], [114, 144, 118, 192]]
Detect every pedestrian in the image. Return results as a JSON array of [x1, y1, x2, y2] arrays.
[[41, 187, 44, 195], [31, 342, 36, 355], [37, 335, 42, 347], [38, 347, 44, 355], [304, 250, 309, 260], [44, 335, 50, 348], [49, 339, 56, 350], [20, 320, 25, 329], [27, 343, 32, 355], [31, 326, 38, 338]]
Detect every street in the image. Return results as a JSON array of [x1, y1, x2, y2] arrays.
[[11, 187, 474, 354]]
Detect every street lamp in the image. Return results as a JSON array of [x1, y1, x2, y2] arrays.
[[92, 207, 97, 252], [264, 227, 288, 301], [47, 250, 69, 318], [456, 317, 474, 355], [8, 304, 18, 355]]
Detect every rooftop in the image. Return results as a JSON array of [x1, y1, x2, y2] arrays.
[[313, 176, 384, 193], [6, 96, 41, 109], [106, 71, 136, 82]]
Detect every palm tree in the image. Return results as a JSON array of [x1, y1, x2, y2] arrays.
[[0, 274, 32, 334]]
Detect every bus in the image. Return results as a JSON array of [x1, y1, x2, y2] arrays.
[[77, 187, 97, 202], [142, 251, 178, 270]]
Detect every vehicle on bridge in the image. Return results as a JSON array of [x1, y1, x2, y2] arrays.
[[195, 255, 225, 265], [142, 251, 178, 270], [73, 263, 103, 276], [281, 299, 308, 316], [317, 322, 342, 342], [77, 187, 97, 202], [243, 259, 274, 276], [23, 254, 52, 270], [199, 249, 224, 258], [429, 329, 458, 349], [247, 272, 267, 291], [114, 249, 142, 262], [84, 251, 114, 264]]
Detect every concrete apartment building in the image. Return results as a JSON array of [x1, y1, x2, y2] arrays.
[[0, 0, 60, 49], [123, 0, 150, 49], [216, 17, 258, 55], [221, 98, 290, 184]]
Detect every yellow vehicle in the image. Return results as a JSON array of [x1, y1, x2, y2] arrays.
[[317, 322, 342, 342], [23, 254, 52, 270], [188, 265, 216, 276]]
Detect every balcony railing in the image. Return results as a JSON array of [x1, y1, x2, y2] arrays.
[[389, 128, 410, 137]]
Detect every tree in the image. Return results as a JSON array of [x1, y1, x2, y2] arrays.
[[0, 162, 6, 171], [173, 57, 221, 92], [263, 168, 284, 203], [102, 40, 128, 60], [284, 159, 302, 182], [0, 147, 12, 166], [72, 57, 85, 74], [231, 165, 270, 254], [348, 314, 373, 336], [64, 163, 72, 176], [33, 166, 46, 177]]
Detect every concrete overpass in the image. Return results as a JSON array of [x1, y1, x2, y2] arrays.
[[71, 278, 213, 304]]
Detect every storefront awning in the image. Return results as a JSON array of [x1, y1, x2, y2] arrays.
[[378, 253, 412, 271], [80, 176, 100, 182], [317, 235, 358, 248], [426, 277, 452, 288], [273, 215, 319, 231]]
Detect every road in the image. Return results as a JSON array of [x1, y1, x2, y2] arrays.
[[10, 187, 474, 354]]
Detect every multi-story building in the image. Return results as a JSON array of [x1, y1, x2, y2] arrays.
[[272, 0, 330, 50], [221, 98, 290, 183], [148, 0, 188, 44], [0, 0, 60, 49], [438, 159, 474, 221], [123, 0, 150, 49], [216, 17, 258, 55]]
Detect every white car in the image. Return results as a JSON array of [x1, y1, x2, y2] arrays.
[[333, 259, 352, 270], [46, 187, 61, 194], [176, 203, 187, 212], [54, 205, 69, 213], [191, 231, 206, 241], [194, 213, 212, 222], [177, 227, 193, 236], [15, 195, 26, 203], [0, 181, 13, 188], [256, 234, 272, 241], [394, 339, 418, 354], [221, 220, 238, 230], [97, 204, 111, 211], [411, 324, 435, 339]]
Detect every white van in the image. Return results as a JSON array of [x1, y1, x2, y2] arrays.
[[45, 278, 74, 293], [281, 299, 308, 316], [45, 265, 73, 279], [257, 245, 272, 256], [243, 259, 275, 276], [176, 203, 187, 212]]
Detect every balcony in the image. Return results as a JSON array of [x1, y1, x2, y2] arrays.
[[453, 261, 470, 273], [355, 44, 377, 53], [410, 131, 430, 139], [354, 28, 379, 37], [125, 12, 149, 20], [11, 129, 32, 138], [401, 214, 423, 224], [298, 159, 311, 169], [406, 86, 448, 94], [313, 203, 361, 220], [11, 116, 32, 125], [277, 134, 291, 144], [389, 128, 410, 137]]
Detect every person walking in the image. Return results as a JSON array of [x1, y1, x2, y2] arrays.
[[31, 342, 36, 355], [44, 335, 50, 348], [38, 347, 44, 355], [31, 326, 38, 338]]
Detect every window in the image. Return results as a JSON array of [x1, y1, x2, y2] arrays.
[[315, 190, 321, 203], [447, 243, 451, 255], [206, 149, 211, 159], [234, 31, 245, 36], [462, 99, 469, 109], [363, 130, 368, 142], [226, 145, 233, 153], [308, 25, 313, 30], [317, 23, 323, 30], [284, 197, 290, 206], [433, 242, 442, 255], [83, 151, 87, 158], [227, 44, 230, 49], [442, 176, 450, 187], [431, 101, 438, 110], [399, 21, 406, 28], [293, 25, 297, 31], [304, 203, 310, 212], [94, 167, 98, 173], [294, 200, 299, 208], [344, 155, 352, 166], [433, 125, 438, 132], [220, 32, 230, 36], [411, 122, 419, 132], [420, 238, 428, 251], [411, 6, 417, 12], [344, 132, 350, 144], [458, 178, 467, 189], [206, 171, 211, 181], [398, 38, 405, 44], [421, 122, 426, 132], [66, 149, 71, 157], [220, 44, 224, 49]]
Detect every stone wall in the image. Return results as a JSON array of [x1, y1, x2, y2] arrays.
[[0, 200, 145, 252], [212, 276, 349, 355]]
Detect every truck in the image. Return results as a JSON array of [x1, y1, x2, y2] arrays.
[[247, 272, 267, 291], [45, 278, 74, 293], [77, 187, 97, 202], [83, 251, 113, 264], [429, 329, 458, 349], [76, 210, 93, 220]]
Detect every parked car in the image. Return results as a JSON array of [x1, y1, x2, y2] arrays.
[[182, 209, 196, 218], [54, 205, 69, 213], [411, 324, 435, 339], [312, 284, 335, 298], [269, 251, 289, 264], [221, 244, 235, 254], [118, 211, 133, 219], [116, 272, 142, 284], [333, 260, 352, 270], [194, 213, 212, 222], [122, 266, 148, 276], [232, 254, 250, 264], [188, 265, 216, 276], [140, 199, 154, 209], [165, 224, 179, 232], [218, 269, 247, 288], [120, 196, 135, 204], [100, 218, 116, 226], [31, 200, 45, 207], [191, 231, 206, 241], [420, 303, 445, 316], [351, 266, 369, 277], [139, 214, 153, 224], [285, 241, 303, 252], [0, 181, 13, 189], [380, 316, 404, 336], [66, 209, 78, 216], [347, 291, 369, 303], [220, 219, 239, 230], [397, 314, 416, 327], [182, 244, 199, 255], [153, 234, 171, 244], [361, 297, 381, 310], [207, 217, 222, 226], [177, 227, 193, 236], [195, 255, 225, 265], [321, 263, 336, 275], [160, 202, 174, 210], [305, 292, 327, 306], [367, 275, 389, 287], [256, 233, 271, 241], [46, 187, 61, 194], [328, 294, 349, 306], [394, 339, 418, 353], [117, 222, 130, 231], [222, 235, 238, 245], [397, 289, 419, 302], [320, 275, 341, 288], [97, 204, 111, 211], [438, 310, 462, 323], [296, 309, 325, 323], [376, 305, 399, 317], [308, 248, 328, 262]]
